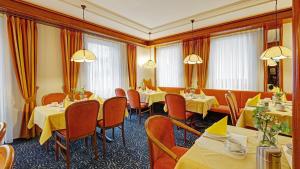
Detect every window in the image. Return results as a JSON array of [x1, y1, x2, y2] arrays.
[[156, 43, 184, 87], [79, 35, 129, 99], [207, 29, 264, 90], [0, 15, 14, 143]]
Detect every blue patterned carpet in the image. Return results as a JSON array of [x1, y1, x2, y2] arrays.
[[11, 105, 225, 169]]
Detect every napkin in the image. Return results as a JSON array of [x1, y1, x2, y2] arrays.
[[205, 116, 228, 136], [200, 90, 206, 96], [157, 87, 163, 92], [245, 93, 261, 107], [146, 87, 150, 91], [281, 93, 287, 102]]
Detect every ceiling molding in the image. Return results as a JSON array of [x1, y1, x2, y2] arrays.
[[149, 7, 292, 45], [60, 0, 277, 35], [0, 0, 148, 45]]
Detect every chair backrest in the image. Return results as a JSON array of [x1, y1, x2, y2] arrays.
[[103, 97, 127, 127], [228, 91, 239, 114], [65, 100, 99, 139], [0, 122, 6, 143], [165, 94, 186, 121], [0, 145, 14, 169], [115, 88, 126, 97], [42, 93, 66, 105], [225, 93, 238, 126], [145, 115, 176, 169], [127, 89, 141, 109]]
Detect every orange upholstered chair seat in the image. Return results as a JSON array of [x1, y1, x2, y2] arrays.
[[210, 105, 230, 114], [153, 146, 188, 169]]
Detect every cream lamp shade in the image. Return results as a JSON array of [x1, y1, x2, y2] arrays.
[[260, 46, 292, 61], [143, 59, 156, 69], [267, 59, 277, 66], [184, 53, 203, 64], [71, 49, 96, 62]]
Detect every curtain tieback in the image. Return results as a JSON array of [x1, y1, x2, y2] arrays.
[[25, 95, 36, 103]]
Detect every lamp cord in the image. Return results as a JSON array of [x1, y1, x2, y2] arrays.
[[275, 0, 278, 45], [81, 5, 86, 51]]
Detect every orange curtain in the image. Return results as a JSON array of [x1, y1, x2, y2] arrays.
[[61, 29, 82, 94], [127, 44, 137, 89], [182, 40, 195, 88], [7, 16, 37, 138], [195, 37, 210, 88]]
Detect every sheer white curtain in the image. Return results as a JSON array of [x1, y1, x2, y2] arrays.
[[156, 43, 184, 87], [0, 15, 15, 143], [79, 35, 129, 99], [207, 29, 264, 91]]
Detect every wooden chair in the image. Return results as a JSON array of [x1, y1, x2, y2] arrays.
[[115, 88, 126, 97], [55, 100, 99, 169], [97, 97, 127, 158], [127, 89, 150, 124], [0, 122, 7, 143], [165, 94, 194, 143], [42, 93, 66, 105], [145, 115, 201, 169], [0, 145, 15, 169], [225, 93, 239, 126]]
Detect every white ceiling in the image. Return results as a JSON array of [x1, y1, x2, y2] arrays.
[[24, 0, 292, 40]]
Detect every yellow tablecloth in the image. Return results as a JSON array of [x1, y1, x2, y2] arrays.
[[175, 126, 291, 169], [164, 96, 219, 118], [139, 91, 166, 106], [28, 99, 128, 145], [236, 104, 292, 135]]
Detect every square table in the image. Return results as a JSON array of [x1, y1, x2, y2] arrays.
[[236, 100, 292, 135], [28, 99, 128, 145], [175, 126, 291, 169], [164, 95, 219, 118], [139, 90, 166, 106]]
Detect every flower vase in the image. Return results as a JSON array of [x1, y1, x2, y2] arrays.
[[258, 130, 278, 147]]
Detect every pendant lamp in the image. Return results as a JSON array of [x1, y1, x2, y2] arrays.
[[71, 5, 96, 62], [184, 19, 203, 64], [260, 0, 292, 61], [143, 32, 156, 68]]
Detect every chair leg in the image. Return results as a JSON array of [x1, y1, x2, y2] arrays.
[[139, 109, 142, 124], [121, 123, 125, 147], [84, 137, 88, 147], [45, 140, 49, 151], [66, 140, 71, 169], [92, 132, 98, 160], [129, 108, 132, 119], [112, 128, 115, 139], [184, 129, 187, 144], [102, 129, 106, 159], [55, 135, 59, 161]]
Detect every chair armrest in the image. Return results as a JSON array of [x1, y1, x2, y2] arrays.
[[170, 118, 202, 136], [145, 128, 179, 162]]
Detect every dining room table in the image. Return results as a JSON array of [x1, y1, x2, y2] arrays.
[[27, 96, 128, 145], [138, 89, 166, 106], [236, 99, 292, 135], [175, 125, 292, 169], [164, 94, 219, 118]]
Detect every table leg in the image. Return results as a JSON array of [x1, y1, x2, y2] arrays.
[[96, 128, 113, 143]]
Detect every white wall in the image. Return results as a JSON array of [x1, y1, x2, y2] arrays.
[[36, 24, 64, 105], [136, 46, 155, 87], [282, 22, 293, 93]]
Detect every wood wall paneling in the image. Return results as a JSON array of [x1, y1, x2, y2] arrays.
[[292, 0, 300, 169], [0, 0, 147, 45]]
